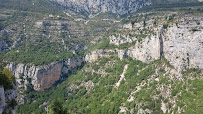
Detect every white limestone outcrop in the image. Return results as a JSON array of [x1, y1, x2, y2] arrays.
[[0, 86, 17, 114]]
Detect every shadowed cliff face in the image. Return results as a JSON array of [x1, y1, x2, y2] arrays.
[[6, 62, 63, 91], [34, 62, 63, 91], [6, 58, 84, 91]]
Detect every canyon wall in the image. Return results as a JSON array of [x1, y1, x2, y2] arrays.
[[0, 86, 17, 114], [163, 22, 203, 71], [6, 58, 84, 92], [7, 16, 203, 93], [109, 17, 203, 72]]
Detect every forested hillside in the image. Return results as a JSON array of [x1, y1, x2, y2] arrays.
[[0, 0, 203, 113]]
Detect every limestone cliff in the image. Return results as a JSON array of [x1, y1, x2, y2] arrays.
[[0, 86, 17, 114], [6, 58, 84, 91], [108, 16, 203, 72], [7, 62, 63, 91], [6, 58, 84, 105], [109, 34, 136, 46], [127, 30, 162, 63], [85, 49, 115, 62], [163, 21, 203, 72]]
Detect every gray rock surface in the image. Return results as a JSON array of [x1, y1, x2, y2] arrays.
[[109, 34, 136, 46], [0, 86, 17, 114], [7, 62, 63, 91], [127, 31, 162, 63], [51, 0, 151, 15], [107, 16, 203, 71], [163, 22, 203, 71], [6, 58, 84, 104], [85, 49, 115, 62], [117, 49, 128, 60], [0, 87, 6, 114], [7, 58, 84, 91]]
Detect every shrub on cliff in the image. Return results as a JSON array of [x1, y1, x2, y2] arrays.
[[49, 98, 67, 114], [163, 23, 168, 29], [0, 66, 15, 90]]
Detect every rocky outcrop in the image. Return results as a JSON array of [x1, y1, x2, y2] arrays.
[[127, 31, 162, 62], [0, 87, 6, 114], [163, 22, 203, 71], [7, 58, 84, 92], [7, 62, 63, 91], [0, 86, 17, 114], [61, 58, 84, 75], [85, 49, 115, 62], [109, 34, 136, 46], [108, 17, 203, 71], [35, 21, 71, 30], [117, 50, 128, 60], [6, 58, 84, 104], [85, 49, 129, 61]]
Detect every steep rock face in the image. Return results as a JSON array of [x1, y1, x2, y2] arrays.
[[117, 49, 128, 60], [51, 0, 151, 15], [34, 62, 63, 90], [0, 86, 17, 114], [163, 20, 203, 71], [0, 87, 6, 114], [85, 49, 115, 62], [109, 34, 136, 46], [109, 28, 162, 62], [61, 58, 84, 75], [108, 17, 203, 71], [7, 58, 85, 91], [6, 58, 84, 104], [7, 62, 63, 91], [127, 30, 162, 62]]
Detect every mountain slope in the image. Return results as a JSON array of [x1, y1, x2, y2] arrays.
[[15, 6, 203, 113], [16, 56, 203, 114], [0, 0, 62, 14], [50, 0, 200, 15], [0, 0, 203, 114]]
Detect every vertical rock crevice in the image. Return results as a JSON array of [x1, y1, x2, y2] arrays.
[[159, 28, 165, 57]]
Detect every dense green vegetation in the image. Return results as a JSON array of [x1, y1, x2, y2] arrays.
[[0, 42, 74, 65], [95, 38, 117, 49], [0, 0, 63, 15], [15, 55, 203, 114], [0, 1, 122, 66], [49, 98, 67, 114], [0, 6, 86, 65], [95, 38, 143, 50], [140, 2, 203, 12], [0, 1, 203, 114]]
